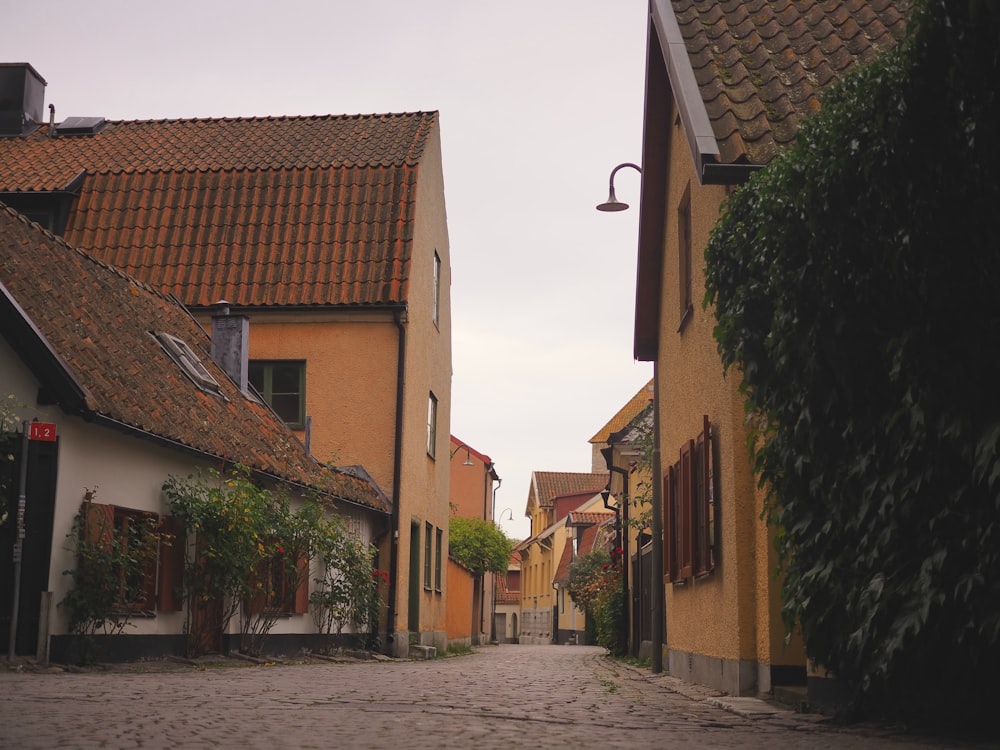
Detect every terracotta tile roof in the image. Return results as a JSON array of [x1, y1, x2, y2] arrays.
[[0, 204, 389, 514], [531, 472, 609, 509], [567, 511, 616, 527], [589, 379, 654, 443], [495, 559, 521, 605], [0, 113, 437, 308], [669, 0, 910, 166]]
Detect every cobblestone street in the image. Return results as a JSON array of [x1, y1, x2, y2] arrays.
[[0, 645, 988, 749]]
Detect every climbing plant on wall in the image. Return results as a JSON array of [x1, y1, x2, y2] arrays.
[[704, 0, 999, 729]]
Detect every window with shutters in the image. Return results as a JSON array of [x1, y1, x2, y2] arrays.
[[247, 543, 309, 615], [81, 501, 184, 613], [664, 415, 717, 584]]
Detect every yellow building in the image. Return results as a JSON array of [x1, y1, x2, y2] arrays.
[[625, 0, 908, 694]]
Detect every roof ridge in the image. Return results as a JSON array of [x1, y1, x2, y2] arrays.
[[87, 111, 439, 126]]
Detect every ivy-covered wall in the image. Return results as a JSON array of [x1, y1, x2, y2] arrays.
[[705, 0, 1000, 730]]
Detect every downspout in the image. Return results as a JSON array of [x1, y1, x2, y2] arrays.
[[602, 445, 631, 655], [386, 307, 407, 649]]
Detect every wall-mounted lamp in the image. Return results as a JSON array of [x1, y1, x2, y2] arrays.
[[596, 162, 642, 212], [450, 443, 475, 465]]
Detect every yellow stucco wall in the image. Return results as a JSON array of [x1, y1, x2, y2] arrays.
[[657, 112, 804, 677]]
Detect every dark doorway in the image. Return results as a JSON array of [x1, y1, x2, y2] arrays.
[[0, 434, 59, 656]]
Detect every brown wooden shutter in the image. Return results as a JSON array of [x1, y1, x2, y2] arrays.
[[663, 466, 677, 583], [678, 440, 694, 580], [246, 558, 268, 614], [293, 552, 309, 614], [157, 515, 185, 612], [82, 501, 114, 551]]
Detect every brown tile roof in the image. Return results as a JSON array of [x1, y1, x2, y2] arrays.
[[567, 511, 616, 527], [0, 113, 437, 308], [669, 0, 910, 166], [553, 543, 574, 585], [589, 379, 654, 444], [531, 472, 609, 509], [0, 204, 389, 513]]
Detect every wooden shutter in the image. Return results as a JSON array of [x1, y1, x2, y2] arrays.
[[293, 551, 309, 614], [82, 501, 114, 551], [678, 440, 694, 580], [157, 515, 185, 612], [246, 558, 269, 614], [663, 466, 677, 583]]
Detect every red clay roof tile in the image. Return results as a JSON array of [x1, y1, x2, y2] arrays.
[[0, 113, 436, 309], [670, 0, 910, 165], [0, 204, 389, 513]]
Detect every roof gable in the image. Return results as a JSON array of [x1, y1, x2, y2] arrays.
[[531, 471, 609, 509], [635, 0, 910, 360], [0, 204, 389, 513], [589, 379, 655, 444], [653, 0, 910, 176], [0, 112, 438, 309]]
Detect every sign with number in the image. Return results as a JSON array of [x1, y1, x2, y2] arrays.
[[28, 422, 57, 442]]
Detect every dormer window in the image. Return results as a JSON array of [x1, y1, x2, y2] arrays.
[[154, 332, 222, 394]]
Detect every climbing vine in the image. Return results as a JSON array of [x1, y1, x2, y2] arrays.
[[704, 0, 999, 728]]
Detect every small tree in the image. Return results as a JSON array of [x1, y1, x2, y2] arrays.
[[448, 516, 513, 577], [309, 515, 383, 653], [567, 549, 625, 656], [163, 467, 318, 657]]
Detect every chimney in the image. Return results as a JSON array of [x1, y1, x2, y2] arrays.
[[210, 302, 250, 393], [0, 63, 46, 137]]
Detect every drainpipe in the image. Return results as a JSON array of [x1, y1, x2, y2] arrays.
[[602, 446, 631, 655], [651, 365, 664, 673], [385, 307, 407, 651]]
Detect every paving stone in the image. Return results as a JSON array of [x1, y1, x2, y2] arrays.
[[0, 645, 986, 749]]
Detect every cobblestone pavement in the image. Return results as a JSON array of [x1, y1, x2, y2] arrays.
[[0, 645, 991, 749]]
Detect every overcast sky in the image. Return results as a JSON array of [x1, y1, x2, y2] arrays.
[[3, 0, 653, 541]]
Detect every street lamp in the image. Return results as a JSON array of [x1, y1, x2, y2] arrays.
[[450, 443, 475, 465], [596, 162, 641, 212], [596, 159, 664, 674]]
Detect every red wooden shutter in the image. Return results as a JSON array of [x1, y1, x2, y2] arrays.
[[157, 515, 185, 612], [293, 551, 309, 614], [678, 440, 694, 580]]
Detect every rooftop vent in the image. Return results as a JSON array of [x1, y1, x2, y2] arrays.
[[0, 63, 46, 137]]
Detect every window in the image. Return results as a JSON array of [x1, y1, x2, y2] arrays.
[[424, 522, 433, 589], [80, 501, 184, 613], [248, 361, 305, 428], [664, 415, 716, 583], [427, 392, 438, 458], [155, 332, 221, 394], [678, 184, 693, 330], [434, 527, 443, 592], [432, 251, 442, 327], [248, 544, 309, 615]]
